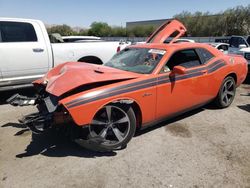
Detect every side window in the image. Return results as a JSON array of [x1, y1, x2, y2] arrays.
[[229, 37, 247, 48], [196, 48, 214, 64], [0, 21, 37, 42], [163, 49, 201, 72]]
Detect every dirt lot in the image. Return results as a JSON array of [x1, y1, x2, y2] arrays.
[[0, 80, 250, 188]]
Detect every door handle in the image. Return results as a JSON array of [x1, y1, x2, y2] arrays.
[[33, 48, 44, 53]]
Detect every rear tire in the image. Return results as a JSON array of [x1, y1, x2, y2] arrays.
[[215, 76, 236, 108]]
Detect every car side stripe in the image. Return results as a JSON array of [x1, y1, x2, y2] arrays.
[[65, 77, 158, 106], [67, 71, 205, 108], [67, 81, 158, 108], [185, 60, 224, 74], [66, 60, 226, 108], [207, 62, 226, 73]]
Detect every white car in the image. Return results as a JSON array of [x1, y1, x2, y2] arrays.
[[240, 47, 250, 74], [174, 39, 195, 43], [208, 43, 229, 54], [228, 36, 250, 73], [0, 18, 130, 91]]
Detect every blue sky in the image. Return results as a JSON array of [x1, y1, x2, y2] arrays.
[[0, 0, 249, 27]]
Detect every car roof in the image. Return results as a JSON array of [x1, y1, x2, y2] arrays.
[[129, 42, 223, 56]]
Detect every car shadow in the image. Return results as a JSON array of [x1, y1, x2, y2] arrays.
[[1, 107, 206, 158], [135, 107, 204, 136], [1, 123, 117, 158], [0, 87, 36, 105], [238, 104, 250, 113]]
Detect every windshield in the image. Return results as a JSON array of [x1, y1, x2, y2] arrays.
[[104, 48, 166, 74]]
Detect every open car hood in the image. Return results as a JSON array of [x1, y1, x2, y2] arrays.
[[146, 19, 187, 44], [34, 62, 140, 96]]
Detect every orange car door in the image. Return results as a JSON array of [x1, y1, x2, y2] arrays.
[[156, 49, 212, 119]]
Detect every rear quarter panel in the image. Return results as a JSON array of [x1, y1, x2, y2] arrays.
[[225, 55, 248, 86], [205, 55, 247, 99]]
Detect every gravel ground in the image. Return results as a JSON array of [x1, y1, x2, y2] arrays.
[[0, 80, 250, 188]]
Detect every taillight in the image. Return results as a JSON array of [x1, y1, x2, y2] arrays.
[[117, 46, 121, 52]]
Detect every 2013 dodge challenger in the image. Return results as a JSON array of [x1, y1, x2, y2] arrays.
[[8, 20, 248, 151]]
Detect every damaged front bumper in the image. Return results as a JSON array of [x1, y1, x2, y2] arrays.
[[7, 94, 37, 106], [7, 93, 59, 134], [6, 92, 116, 152]]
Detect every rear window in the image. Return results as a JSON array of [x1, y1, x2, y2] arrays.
[[196, 48, 214, 64], [0, 21, 37, 42]]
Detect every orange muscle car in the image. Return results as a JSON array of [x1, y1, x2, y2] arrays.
[[8, 20, 248, 151]]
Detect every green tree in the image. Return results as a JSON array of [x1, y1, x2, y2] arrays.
[[47, 24, 75, 36], [78, 29, 88, 36], [111, 26, 127, 37], [174, 4, 250, 36], [88, 22, 112, 37], [127, 25, 156, 37]]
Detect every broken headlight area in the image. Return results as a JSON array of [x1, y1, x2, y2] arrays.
[[7, 92, 70, 134]]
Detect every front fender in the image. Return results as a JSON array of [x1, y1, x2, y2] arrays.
[[60, 96, 140, 126]]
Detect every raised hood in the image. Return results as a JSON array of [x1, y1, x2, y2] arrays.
[[146, 19, 187, 44], [36, 62, 140, 96]]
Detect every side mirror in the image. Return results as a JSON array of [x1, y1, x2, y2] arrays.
[[172, 66, 187, 75], [239, 44, 247, 49]]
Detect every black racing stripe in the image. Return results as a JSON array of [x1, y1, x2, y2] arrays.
[[186, 60, 223, 74], [67, 81, 158, 108], [66, 60, 227, 109], [67, 72, 205, 109], [170, 72, 204, 82], [208, 60, 225, 68], [157, 59, 224, 78], [207, 62, 226, 73], [65, 77, 158, 106]]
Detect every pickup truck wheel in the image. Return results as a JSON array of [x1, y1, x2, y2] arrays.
[[88, 104, 136, 151], [215, 76, 236, 108], [78, 56, 103, 65]]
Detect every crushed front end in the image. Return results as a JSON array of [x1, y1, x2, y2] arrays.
[[7, 84, 71, 134]]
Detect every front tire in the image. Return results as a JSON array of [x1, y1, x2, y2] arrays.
[[87, 104, 136, 151], [215, 76, 236, 108]]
